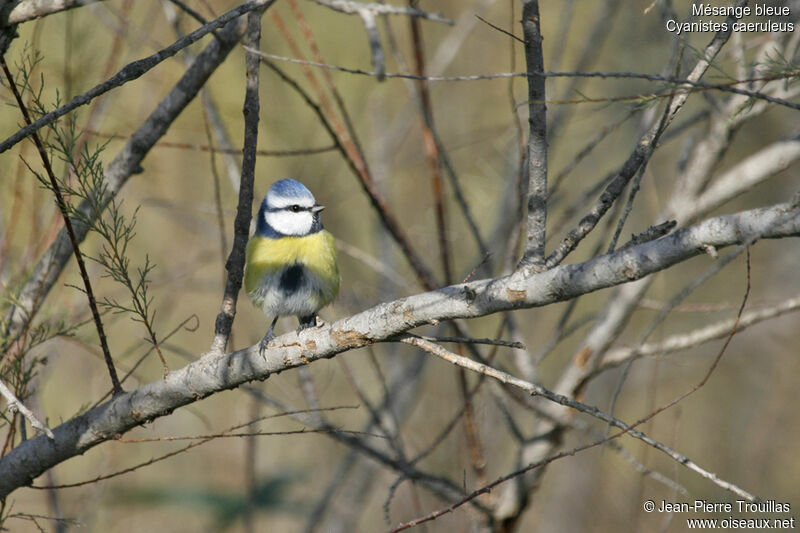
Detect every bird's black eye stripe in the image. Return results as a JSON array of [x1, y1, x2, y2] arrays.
[[271, 204, 310, 213]]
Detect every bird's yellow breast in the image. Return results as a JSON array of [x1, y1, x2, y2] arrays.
[[244, 230, 339, 303]]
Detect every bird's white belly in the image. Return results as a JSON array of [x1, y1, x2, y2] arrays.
[[249, 264, 325, 318]]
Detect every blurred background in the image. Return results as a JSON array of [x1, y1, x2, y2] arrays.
[[1, 0, 799, 531]]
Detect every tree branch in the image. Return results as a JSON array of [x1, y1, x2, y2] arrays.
[[0, 378, 53, 439], [3, 0, 102, 25], [210, 5, 264, 354], [595, 293, 800, 373], [0, 199, 797, 498], [518, 0, 547, 269], [308, 0, 451, 24]]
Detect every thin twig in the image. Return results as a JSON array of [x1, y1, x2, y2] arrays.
[[547, 0, 621, 140], [405, 332, 761, 483], [392, 405, 691, 533], [618, 248, 753, 422], [240, 48, 800, 112], [92, 314, 200, 408], [411, 335, 524, 349], [303, 353, 427, 532], [598, 289, 799, 373], [200, 89, 245, 190], [309, 0, 452, 24], [397, 335, 758, 512], [117, 427, 383, 442], [284, 0, 370, 171], [407, 21, 493, 484], [0, 379, 54, 439], [165, 0, 210, 27], [408, 12, 452, 285], [335, 238, 411, 289], [605, 241, 748, 425], [606, 165, 648, 253], [549, 107, 639, 200], [607, 50, 686, 254], [32, 408, 359, 489], [390, 435, 615, 531], [475, 14, 524, 44], [83, 129, 335, 156], [545, 97, 673, 268], [251, 391, 491, 516], [378, 11, 492, 274], [201, 104, 230, 278]]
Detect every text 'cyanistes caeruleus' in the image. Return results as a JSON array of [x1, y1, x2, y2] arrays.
[[245, 179, 339, 356]]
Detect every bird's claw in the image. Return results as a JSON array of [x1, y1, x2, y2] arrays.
[[258, 332, 274, 359], [297, 314, 321, 332]]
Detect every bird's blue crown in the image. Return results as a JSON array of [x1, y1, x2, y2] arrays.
[[269, 178, 313, 200]]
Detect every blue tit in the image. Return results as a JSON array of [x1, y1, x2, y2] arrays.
[[244, 178, 339, 356]]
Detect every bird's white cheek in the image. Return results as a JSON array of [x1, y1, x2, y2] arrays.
[[266, 211, 312, 236]]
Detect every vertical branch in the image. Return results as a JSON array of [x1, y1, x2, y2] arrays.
[[0, 153, 26, 270], [210, 8, 263, 354], [243, 395, 260, 533], [200, 106, 231, 273], [408, 8, 489, 489], [285, 0, 368, 164], [518, 0, 548, 270], [1, 57, 123, 395], [381, 12, 490, 277], [408, 11, 451, 284]]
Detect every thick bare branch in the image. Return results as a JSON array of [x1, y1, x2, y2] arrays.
[[3, 0, 101, 25], [0, 199, 797, 498], [686, 135, 800, 221]]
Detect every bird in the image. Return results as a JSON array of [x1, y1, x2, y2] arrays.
[[244, 179, 339, 357]]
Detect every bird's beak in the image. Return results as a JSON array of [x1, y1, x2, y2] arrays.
[[312, 205, 325, 213]]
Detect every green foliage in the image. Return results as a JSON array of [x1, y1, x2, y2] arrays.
[[0, 45, 167, 444], [761, 50, 800, 90], [11, 46, 165, 368], [113, 475, 298, 531]]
